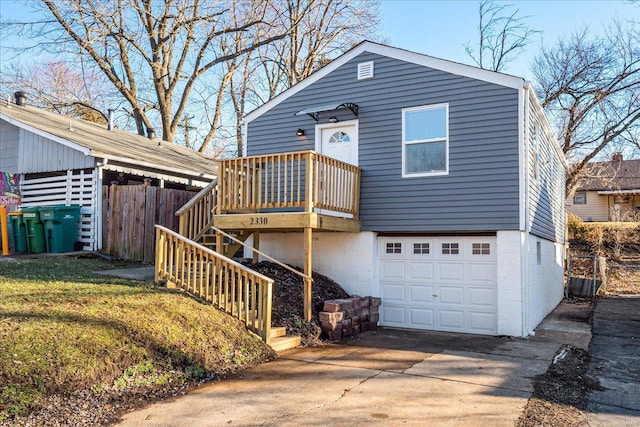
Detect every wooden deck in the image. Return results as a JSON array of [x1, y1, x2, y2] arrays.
[[173, 150, 362, 329]]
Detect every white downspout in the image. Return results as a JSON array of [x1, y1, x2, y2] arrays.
[[521, 84, 531, 336]]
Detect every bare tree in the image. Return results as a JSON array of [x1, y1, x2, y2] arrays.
[[533, 21, 640, 194], [465, 0, 538, 72], [226, 0, 381, 155], [3, 0, 306, 153], [3, 0, 380, 155], [0, 60, 113, 124]]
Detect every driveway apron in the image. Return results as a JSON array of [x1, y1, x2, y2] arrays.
[[117, 302, 590, 427]]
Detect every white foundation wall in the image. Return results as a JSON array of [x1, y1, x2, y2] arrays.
[[526, 237, 565, 333], [496, 231, 525, 336], [251, 232, 378, 297]]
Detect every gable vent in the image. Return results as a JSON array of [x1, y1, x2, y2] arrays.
[[357, 61, 374, 80]]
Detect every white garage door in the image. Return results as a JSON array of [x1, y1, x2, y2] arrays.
[[378, 236, 497, 335]]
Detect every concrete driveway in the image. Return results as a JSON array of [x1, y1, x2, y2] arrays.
[[117, 302, 591, 427]]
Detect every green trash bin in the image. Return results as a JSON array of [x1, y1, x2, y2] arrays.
[[22, 207, 46, 253], [8, 212, 28, 253], [39, 205, 81, 253]]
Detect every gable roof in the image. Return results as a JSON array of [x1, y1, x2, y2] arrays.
[[577, 159, 640, 192], [244, 41, 525, 124], [0, 102, 217, 180]]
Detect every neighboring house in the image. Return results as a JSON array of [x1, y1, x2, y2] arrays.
[[0, 95, 217, 251], [567, 155, 640, 222], [233, 41, 566, 337]]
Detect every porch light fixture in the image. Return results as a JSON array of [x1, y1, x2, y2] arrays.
[[329, 116, 339, 123], [296, 128, 305, 136]]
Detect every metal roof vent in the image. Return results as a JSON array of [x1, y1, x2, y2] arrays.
[[14, 91, 27, 106], [107, 109, 114, 131], [147, 127, 156, 139], [357, 61, 374, 80]]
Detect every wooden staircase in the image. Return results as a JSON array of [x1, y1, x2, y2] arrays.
[[169, 151, 362, 351], [171, 184, 301, 352]]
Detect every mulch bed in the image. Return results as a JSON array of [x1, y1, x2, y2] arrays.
[[243, 261, 350, 346], [516, 344, 602, 427]]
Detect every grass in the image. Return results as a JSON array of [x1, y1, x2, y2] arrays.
[[0, 256, 275, 423]]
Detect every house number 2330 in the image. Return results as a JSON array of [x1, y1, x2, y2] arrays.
[[249, 217, 268, 225]]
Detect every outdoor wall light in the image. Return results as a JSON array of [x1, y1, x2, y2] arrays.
[[296, 128, 305, 136], [329, 116, 339, 123]]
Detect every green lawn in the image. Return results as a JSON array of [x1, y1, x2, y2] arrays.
[[0, 256, 274, 422]]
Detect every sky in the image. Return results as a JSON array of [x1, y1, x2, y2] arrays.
[[380, 0, 639, 80], [1, 0, 638, 80]]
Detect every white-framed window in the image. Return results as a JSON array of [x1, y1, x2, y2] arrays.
[[413, 243, 430, 254], [386, 242, 402, 254], [472, 243, 491, 255], [442, 242, 459, 255], [329, 131, 351, 144], [573, 192, 586, 205], [402, 104, 449, 177]]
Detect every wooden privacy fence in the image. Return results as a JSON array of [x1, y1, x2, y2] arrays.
[[155, 225, 273, 342], [102, 185, 195, 262]]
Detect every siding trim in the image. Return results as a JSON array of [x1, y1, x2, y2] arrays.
[[244, 42, 525, 125]]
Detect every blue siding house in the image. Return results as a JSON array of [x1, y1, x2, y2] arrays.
[[237, 42, 566, 337]]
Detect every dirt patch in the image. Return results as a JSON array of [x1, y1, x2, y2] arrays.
[[243, 261, 350, 346], [606, 259, 640, 295], [517, 345, 602, 427]]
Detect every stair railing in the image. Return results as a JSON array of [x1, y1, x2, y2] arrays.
[[176, 179, 217, 241], [155, 225, 273, 342]]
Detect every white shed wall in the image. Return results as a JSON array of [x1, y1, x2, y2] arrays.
[[19, 129, 94, 173], [0, 123, 20, 172]]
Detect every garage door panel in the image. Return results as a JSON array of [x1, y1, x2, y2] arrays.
[[410, 284, 435, 302], [410, 307, 435, 327], [438, 309, 465, 331], [468, 311, 497, 333], [466, 263, 497, 284], [381, 261, 405, 281], [382, 306, 406, 325], [382, 283, 406, 301], [469, 287, 497, 308], [408, 262, 434, 280], [438, 285, 465, 305], [438, 262, 465, 281]]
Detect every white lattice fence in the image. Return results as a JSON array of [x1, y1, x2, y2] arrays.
[[20, 169, 99, 250]]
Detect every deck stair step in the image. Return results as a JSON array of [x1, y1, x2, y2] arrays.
[[270, 326, 287, 338], [268, 335, 302, 352]]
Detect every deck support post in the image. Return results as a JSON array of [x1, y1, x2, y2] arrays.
[[253, 231, 260, 263], [304, 226, 313, 321], [216, 231, 223, 256]]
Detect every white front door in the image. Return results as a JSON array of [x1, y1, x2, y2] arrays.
[[316, 121, 358, 166]]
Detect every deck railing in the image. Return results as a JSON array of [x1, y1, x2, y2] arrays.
[[217, 150, 360, 217], [155, 225, 273, 342], [176, 179, 217, 241]]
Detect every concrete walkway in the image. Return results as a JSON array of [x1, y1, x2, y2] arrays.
[[587, 296, 640, 427], [117, 301, 592, 427]]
